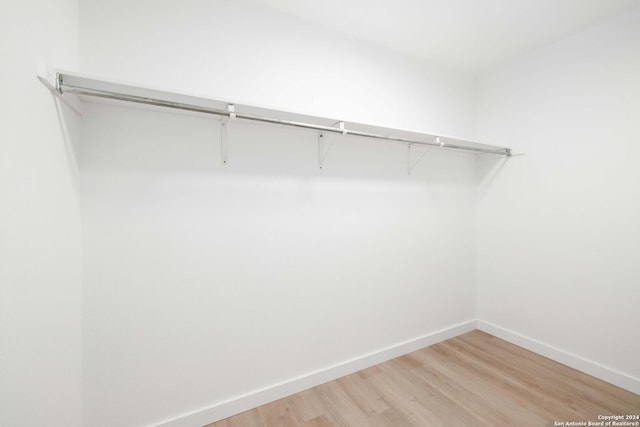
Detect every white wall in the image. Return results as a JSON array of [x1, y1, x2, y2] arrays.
[[0, 1, 82, 426], [476, 7, 640, 391], [79, 0, 475, 140], [78, 0, 478, 425]]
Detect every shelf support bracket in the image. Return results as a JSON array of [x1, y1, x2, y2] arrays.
[[219, 104, 236, 165], [318, 132, 335, 170], [318, 121, 345, 170], [220, 118, 229, 165], [408, 137, 440, 175], [318, 133, 325, 169], [330, 121, 348, 136]]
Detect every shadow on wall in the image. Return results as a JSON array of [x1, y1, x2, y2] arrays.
[[476, 155, 511, 200], [44, 85, 82, 202]]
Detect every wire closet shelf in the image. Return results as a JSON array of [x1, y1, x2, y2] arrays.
[[52, 71, 512, 158]]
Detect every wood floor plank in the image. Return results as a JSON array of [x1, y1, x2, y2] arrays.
[[483, 333, 640, 410], [412, 344, 552, 425], [286, 389, 327, 423], [444, 338, 604, 421], [359, 365, 382, 378], [458, 331, 640, 414], [451, 334, 629, 417], [368, 407, 419, 427], [384, 358, 485, 426], [224, 408, 264, 427], [204, 330, 640, 426], [258, 398, 300, 427], [411, 363, 517, 426], [366, 361, 450, 427], [431, 341, 566, 422], [393, 353, 424, 370], [336, 372, 390, 416], [314, 381, 370, 427], [299, 415, 337, 427]]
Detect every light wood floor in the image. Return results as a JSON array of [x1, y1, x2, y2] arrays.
[[205, 330, 640, 426]]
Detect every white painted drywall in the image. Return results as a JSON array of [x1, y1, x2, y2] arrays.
[[78, 1, 478, 425], [79, 0, 475, 140], [0, 1, 82, 426], [81, 105, 477, 427], [476, 6, 640, 387]]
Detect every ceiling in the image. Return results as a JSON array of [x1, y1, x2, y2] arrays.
[[254, 0, 640, 74]]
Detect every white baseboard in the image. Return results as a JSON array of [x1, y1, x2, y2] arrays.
[[154, 320, 476, 427], [476, 320, 640, 395]]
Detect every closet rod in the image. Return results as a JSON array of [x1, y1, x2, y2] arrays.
[[57, 76, 511, 157]]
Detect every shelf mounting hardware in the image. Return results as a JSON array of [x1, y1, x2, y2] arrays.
[[220, 118, 228, 165], [408, 137, 439, 175], [220, 104, 235, 165], [220, 104, 236, 165], [55, 73, 64, 95], [318, 132, 336, 170], [318, 133, 325, 169], [318, 121, 347, 169]]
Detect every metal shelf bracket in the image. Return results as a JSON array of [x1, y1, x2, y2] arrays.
[[220, 118, 229, 165], [408, 137, 440, 175]]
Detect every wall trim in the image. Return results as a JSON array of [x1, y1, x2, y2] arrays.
[[477, 320, 640, 395], [154, 320, 476, 427]]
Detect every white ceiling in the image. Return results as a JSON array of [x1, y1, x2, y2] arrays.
[[254, 0, 640, 74]]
